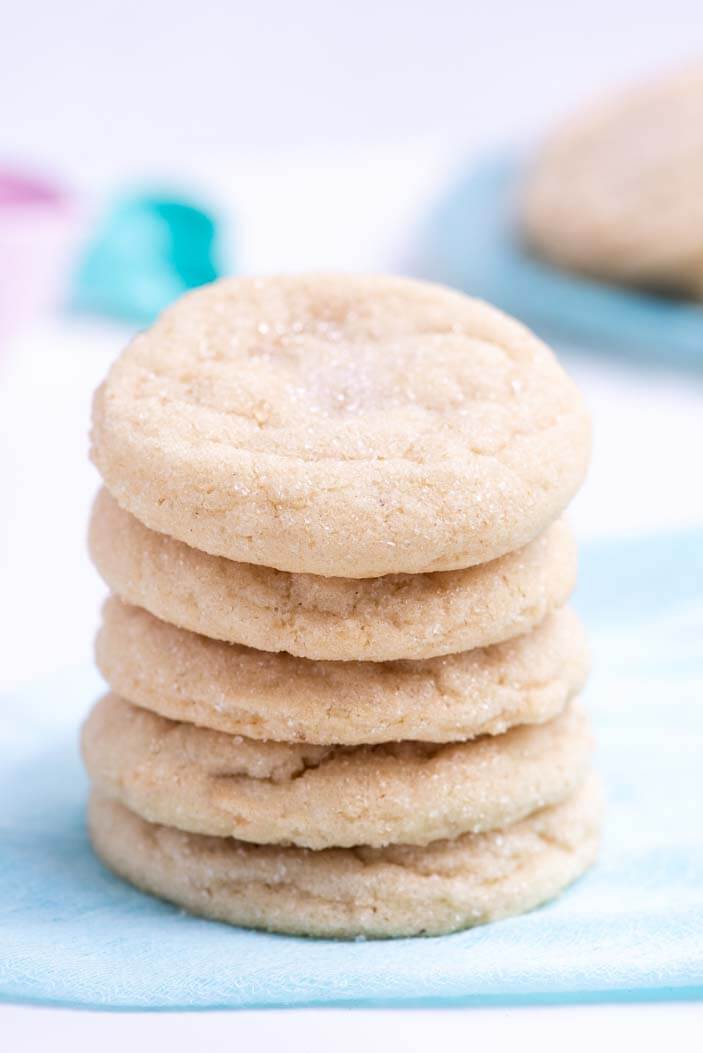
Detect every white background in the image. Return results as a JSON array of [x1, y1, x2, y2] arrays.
[[2, 1, 703, 1048]]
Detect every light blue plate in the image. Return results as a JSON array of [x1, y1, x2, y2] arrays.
[[1, 529, 702, 1010], [423, 156, 703, 367]]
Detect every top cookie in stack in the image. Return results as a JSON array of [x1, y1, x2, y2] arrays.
[[91, 274, 590, 578], [84, 274, 600, 939]]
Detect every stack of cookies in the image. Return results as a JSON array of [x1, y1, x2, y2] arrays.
[[83, 274, 602, 939]]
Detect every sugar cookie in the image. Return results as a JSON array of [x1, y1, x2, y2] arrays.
[[91, 274, 590, 577], [96, 597, 588, 744], [522, 65, 703, 297], [82, 695, 592, 849], [90, 488, 578, 661], [88, 777, 602, 938]]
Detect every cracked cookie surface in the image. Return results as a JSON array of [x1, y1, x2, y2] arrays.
[[82, 695, 592, 849], [90, 274, 590, 577], [88, 776, 602, 938], [90, 489, 578, 661], [96, 597, 589, 744]]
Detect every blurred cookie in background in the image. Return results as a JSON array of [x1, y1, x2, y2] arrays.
[[521, 64, 703, 300]]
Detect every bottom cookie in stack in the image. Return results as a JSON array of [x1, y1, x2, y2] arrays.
[[88, 778, 602, 939]]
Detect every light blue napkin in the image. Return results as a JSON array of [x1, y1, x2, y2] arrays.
[[422, 156, 703, 368], [1, 529, 702, 1010]]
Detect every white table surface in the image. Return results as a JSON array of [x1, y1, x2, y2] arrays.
[[1, 143, 702, 1047], [2, 1003, 702, 1052]]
